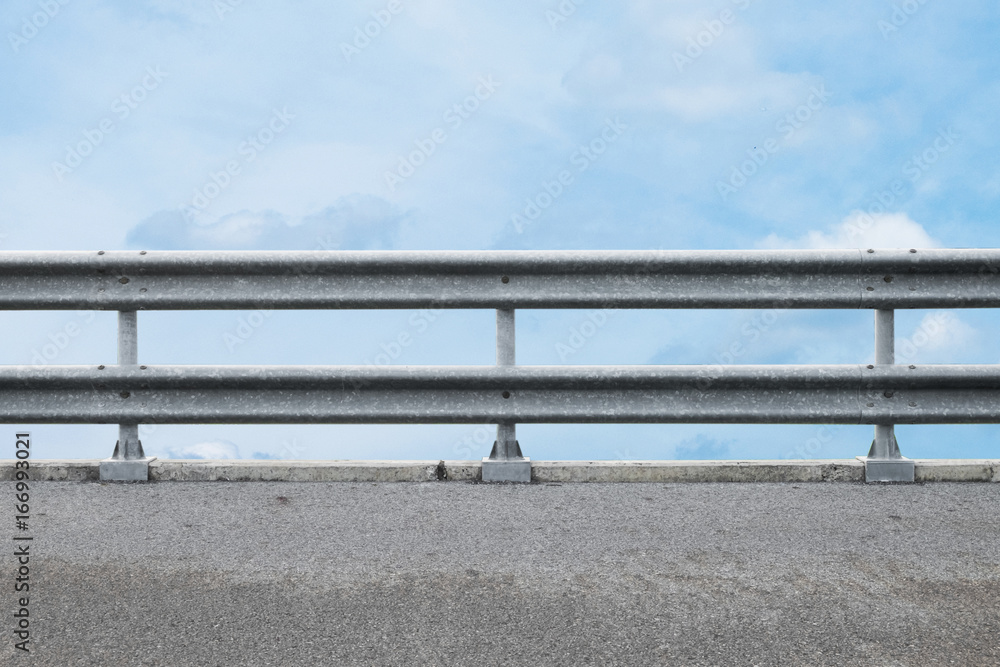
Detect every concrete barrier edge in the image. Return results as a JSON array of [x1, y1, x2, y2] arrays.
[[0, 459, 998, 482]]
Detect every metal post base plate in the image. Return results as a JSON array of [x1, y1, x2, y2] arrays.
[[856, 456, 914, 483], [482, 457, 531, 483], [100, 457, 156, 482]]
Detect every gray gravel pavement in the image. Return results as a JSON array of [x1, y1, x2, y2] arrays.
[[4, 481, 999, 666]]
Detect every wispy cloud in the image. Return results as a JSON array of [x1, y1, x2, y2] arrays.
[[155, 439, 241, 459], [897, 311, 981, 364], [758, 212, 940, 249], [125, 194, 409, 250], [674, 434, 733, 460]]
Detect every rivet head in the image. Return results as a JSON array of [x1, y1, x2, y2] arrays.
[[908, 401, 917, 407], [502, 391, 511, 399], [98, 288, 105, 293], [867, 249, 875, 253], [909, 248, 917, 253], [883, 275, 893, 283], [140, 250, 147, 255], [98, 365, 105, 370], [883, 391, 894, 398], [139, 288, 148, 293], [867, 402, 875, 407], [866, 286, 874, 291], [140, 365, 147, 370], [120, 391, 130, 399], [908, 364, 916, 369], [866, 364, 874, 369], [501, 276, 510, 284], [97, 250, 105, 255], [119, 277, 130, 284]]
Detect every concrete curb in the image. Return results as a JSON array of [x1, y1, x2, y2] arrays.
[[152, 459, 446, 482], [1, 459, 102, 482], [1, 459, 998, 482], [530, 460, 866, 483], [913, 459, 1000, 483]]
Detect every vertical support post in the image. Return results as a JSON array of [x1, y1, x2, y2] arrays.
[[871, 309, 898, 460], [859, 309, 914, 482], [100, 310, 155, 481], [116, 310, 142, 460], [482, 308, 531, 482], [494, 308, 519, 460]]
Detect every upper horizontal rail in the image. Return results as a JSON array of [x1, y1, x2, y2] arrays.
[[4, 363, 1000, 388], [1, 249, 999, 309]]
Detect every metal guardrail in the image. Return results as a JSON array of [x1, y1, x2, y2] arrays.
[[2, 249, 999, 482]]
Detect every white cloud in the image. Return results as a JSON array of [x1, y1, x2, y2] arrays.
[[982, 172, 1000, 199], [758, 211, 940, 249], [156, 439, 241, 459], [896, 311, 980, 364], [126, 194, 408, 250]]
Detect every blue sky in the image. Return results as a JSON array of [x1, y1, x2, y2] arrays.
[[2, 0, 999, 461]]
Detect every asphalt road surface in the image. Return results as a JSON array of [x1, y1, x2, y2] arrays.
[[4, 481, 999, 666]]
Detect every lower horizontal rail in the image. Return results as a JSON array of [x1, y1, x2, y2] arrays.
[[1, 364, 998, 424]]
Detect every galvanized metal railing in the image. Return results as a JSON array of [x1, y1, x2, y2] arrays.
[[2, 249, 999, 482]]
